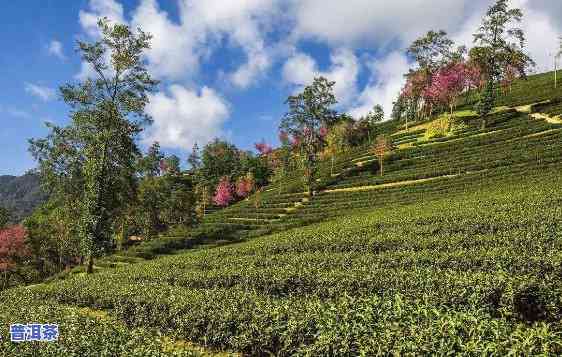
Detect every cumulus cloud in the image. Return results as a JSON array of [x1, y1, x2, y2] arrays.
[[24, 83, 56, 102], [79, 0, 125, 37], [47, 40, 65, 60], [283, 48, 360, 107], [453, 0, 561, 73], [182, 0, 280, 88], [73, 0, 562, 140], [131, 0, 201, 80], [78, 0, 281, 87], [143, 85, 230, 150], [291, 0, 488, 47], [349, 51, 410, 119]]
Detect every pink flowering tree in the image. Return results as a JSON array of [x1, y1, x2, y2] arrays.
[[235, 175, 255, 199], [424, 63, 468, 115], [255, 140, 273, 156], [213, 177, 234, 207], [402, 70, 432, 119], [0, 225, 29, 288], [464, 63, 483, 91]]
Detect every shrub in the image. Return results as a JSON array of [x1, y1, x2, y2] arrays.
[[424, 116, 451, 139]]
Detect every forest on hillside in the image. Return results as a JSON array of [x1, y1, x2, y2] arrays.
[[0, 173, 45, 224]]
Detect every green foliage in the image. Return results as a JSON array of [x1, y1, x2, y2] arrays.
[[408, 30, 465, 72], [136, 177, 164, 240], [475, 80, 496, 123], [280, 77, 338, 196], [138, 142, 164, 177], [4, 172, 562, 355], [0, 290, 206, 356], [424, 116, 451, 139], [187, 143, 201, 171], [134, 174, 197, 240], [0, 206, 9, 229], [29, 18, 158, 270], [0, 173, 46, 224], [23, 200, 81, 277], [198, 139, 242, 188], [473, 0, 534, 80]]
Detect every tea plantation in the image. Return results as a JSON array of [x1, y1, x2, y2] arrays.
[[2, 71, 562, 355]]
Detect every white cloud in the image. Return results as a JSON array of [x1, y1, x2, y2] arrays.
[[131, 0, 201, 80], [143, 84, 230, 150], [47, 40, 65, 60], [179, 0, 281, 88], [453, 0, 560, 73], [291, 0, 487, 47], [76, 0, 126, 80], [77, 0, 280, 87], [283, 48, 360, 107], [527, 0, 562, 33], [282, 52, 316, 87], [79, 0, 125, 38], [24, 83, 56, 102], [349, 51, 410, 119], [516, 0, 560, 73]]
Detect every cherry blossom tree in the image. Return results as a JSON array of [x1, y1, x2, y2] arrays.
[[424, 63, 468, 115], [213, 177, 234, 207], [0, 225, 30, 288], [235, 174, 255, 199], [255, 141, 273, 156]]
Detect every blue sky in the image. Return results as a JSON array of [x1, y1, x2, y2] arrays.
[[1, 0, 560, 175]]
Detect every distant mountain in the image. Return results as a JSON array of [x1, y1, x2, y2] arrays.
[[0, 173, 47, 223]]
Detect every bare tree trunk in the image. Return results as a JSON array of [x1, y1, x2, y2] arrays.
[[86, 255, 94, 274]]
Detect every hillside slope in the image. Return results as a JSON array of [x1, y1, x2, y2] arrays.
[[2, 71, 562, 355], [2, 168, 562, 355], [0, 173, 46, 223]]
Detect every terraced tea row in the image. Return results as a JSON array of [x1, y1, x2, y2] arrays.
[[4, 169, 562, 355]]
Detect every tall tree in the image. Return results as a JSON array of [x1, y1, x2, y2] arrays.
[[136, 177, 164, 240], [473, 0, 534, 81], [199, 139, 241, 189], [162, 155, 181, 176], [213, 177, 234, 207], [187, 143, 201, 170], [159, 174, 197, 228], [424, 62, 470, 115], [139, 142, 164, 177], [280, 77, 338, 196], [369, 105, 385, 124], [408, 30, 465, 72], [29, 19, 158, 273]]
